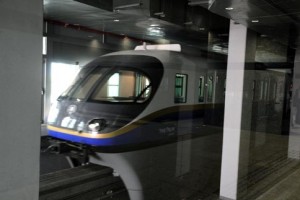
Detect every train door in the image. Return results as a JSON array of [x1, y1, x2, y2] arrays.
[[252, 70, 289, 135], [198, 71, 207, 104], [214, 70, 226, 104], [204, 70, 226, 126], [205, 70, 226, 104], [206, 71, 215, 104]]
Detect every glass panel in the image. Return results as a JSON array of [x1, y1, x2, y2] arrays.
[[42, 1, 299, 199], [236, 68, 293, 199]]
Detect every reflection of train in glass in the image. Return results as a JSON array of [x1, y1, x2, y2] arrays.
[[46, 45, 289, 199], [47, 45, 227, 152]]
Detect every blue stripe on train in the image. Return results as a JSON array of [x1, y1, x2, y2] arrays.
[[48, 122, 173, 147], [48, 106, 224, 147], [48, 129, 115, 146]]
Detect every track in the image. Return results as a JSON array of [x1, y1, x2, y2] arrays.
[[39, 163, 129, 200]]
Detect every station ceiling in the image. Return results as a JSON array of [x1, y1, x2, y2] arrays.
[[44, 0, 300, 59]]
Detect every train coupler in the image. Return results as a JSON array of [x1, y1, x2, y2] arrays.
[[42, 136, 90, 166]]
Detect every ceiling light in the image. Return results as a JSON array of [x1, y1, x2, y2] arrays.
[[114, 19, 119, 22], [147, 27, 164, 37], [150, 24, 159, 27], [225, 7, 234, 10], [252, 19, 259, 23]]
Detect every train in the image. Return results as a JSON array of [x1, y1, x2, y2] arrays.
[[47, 44, 227, 151], [46, 44, 289, 199]]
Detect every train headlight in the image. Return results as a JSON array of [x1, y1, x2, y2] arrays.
[[88, 119, 107, 134]]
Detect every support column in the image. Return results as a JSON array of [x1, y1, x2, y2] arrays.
[[219, 20, 248, 200], [0, 1, 43, 200], [289, 47, 300, 159], [43, 23, 54, 123]]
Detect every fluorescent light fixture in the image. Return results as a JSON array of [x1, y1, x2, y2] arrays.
[[135, 44, 181, 52], [153, 12, 165, 17], [114, 19, 120, 22], [150, 24, 159, 27], [114, 3, 141, 10], [184, 21, 193, 25], [43, 36, 47, 55], [252, 19, 259, 23], [147, 27, 164, 37], [225, 7, 234, 10]]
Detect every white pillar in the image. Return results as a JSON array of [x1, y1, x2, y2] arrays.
[[0, 1, 42, 200], [219, 20, 248, 200]]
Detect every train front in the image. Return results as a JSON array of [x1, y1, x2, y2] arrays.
[[47, 54, 163, 152]]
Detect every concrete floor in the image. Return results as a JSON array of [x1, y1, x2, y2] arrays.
[[235, 129, 300, 200], [257, 166, 300, 200]]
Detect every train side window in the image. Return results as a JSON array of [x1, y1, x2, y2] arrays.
[[273, 83, 277, 100], [207, 75, 214, 102], [264, 80, 269, 100], [252, 80, 256, 101], [107, 73, 120, 97], [260, 80, 264, 100], [136, 73, 150, 96], [175, 74, 188, 103], [198, 76, 205, 102]]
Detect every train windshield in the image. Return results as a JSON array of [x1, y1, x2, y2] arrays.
[[91, 70, 151, 103], [59, 55, 163, 102], [60, 67, 110, 100]]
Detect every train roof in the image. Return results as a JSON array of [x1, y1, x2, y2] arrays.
[[100, 50, 210, 71], [84, 49, 226, 71], [103, 49, 187, 61]]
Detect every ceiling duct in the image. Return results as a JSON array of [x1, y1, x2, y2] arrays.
[[74, 0, 114, 11], [75, 0, 150, 16], [150, 0, 187, 25], [188, 0, 216, 9], [113, 0, 150, 17]]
